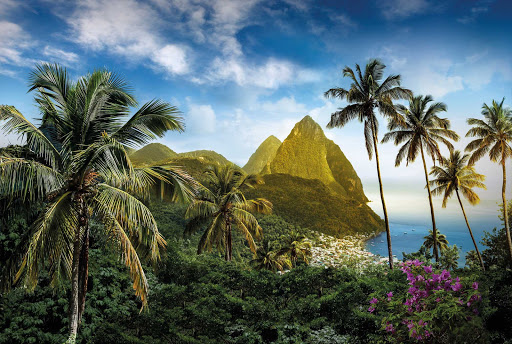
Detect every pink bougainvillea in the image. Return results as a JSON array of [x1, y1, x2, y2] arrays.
[[369, 260, 482, 342]]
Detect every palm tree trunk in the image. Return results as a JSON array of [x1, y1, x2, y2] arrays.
[[78, 226, 89, 323], [67, 198, 88, 344], [455, 189, 485, 271], [372, 124, 393, 269], [225, 214, 233, 261], [501, 159, 512, 260], [67, 225, 82, 344], [419, 144, 438, 262]]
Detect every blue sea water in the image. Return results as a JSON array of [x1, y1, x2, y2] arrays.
[[365, 206, 502, 265]]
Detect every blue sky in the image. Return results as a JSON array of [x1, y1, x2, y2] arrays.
[[1, 0, 512, 223]]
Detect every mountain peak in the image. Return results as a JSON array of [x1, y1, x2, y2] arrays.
[[264, 135, 281, 143], [265, 116, 369, 203], [289, 115, 325, 139], [243, 135, 282, 174]]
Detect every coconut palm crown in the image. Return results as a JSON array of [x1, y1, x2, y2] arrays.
[[430, 150, 486, 270], [251, 241, 291, 272], [423, 229, 449, 255], [277, 231, 312, 267], [324, 58, 412, 269], [382, 94, 459, 262], [465, 98, 512, 260], [0, 63, 195, 343], [184, 164, 272, 261]]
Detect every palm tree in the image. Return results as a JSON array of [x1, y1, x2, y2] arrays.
[[465, 98, 512, 260], [324, 59, 412, 269], [0, 64, 194, 343], [277, 231, 312, 267], [382, 95, 459, 262], [430, 150, 486, 270], [184, 164, 272, 261], [423, 229, 449, 256], [251, 241, 291, 272]]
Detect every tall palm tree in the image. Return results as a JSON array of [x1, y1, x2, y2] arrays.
[[184, 164, 272, 261], [423, 229, 449, 256], [382, 95, 459, 262], [0, 64, 194, 343], [465, 98, 512, 260], [277, 231, 312, 267], [324, 59, 412, 269], [251, 241, 291, 272], [430, 150, 486, 270]]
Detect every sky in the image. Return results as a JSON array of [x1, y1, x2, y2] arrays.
[[1, 0, 512, 226]]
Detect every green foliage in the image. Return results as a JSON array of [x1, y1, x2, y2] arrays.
[[439, 245, 460, 270], [481, 227, 511, 269], [246, 173, 384, 237], [2, 202, 512, 343]]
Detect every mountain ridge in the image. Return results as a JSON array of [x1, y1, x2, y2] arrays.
[[263, 115, 368, 203], [243, 135, 281, 174]]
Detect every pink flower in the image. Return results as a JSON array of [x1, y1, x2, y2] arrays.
[[451, 282, 462, 292], [368, 306, 375, 313], [423, 265, 433, 273], [387, 291, 393, 301], [370, 297, 379, 304], [472, 282, 479, 290]]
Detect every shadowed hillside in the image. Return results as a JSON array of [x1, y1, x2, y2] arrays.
[[246, 173, 384, 237]]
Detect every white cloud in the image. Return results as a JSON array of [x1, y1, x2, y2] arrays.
[[43, 46, 79, 64], [379, 47, 464, 98], [261, 96, 308, 116], [457, 4, 491, 24], [186, 103, 216, 134], [205, 57, 320, 89], [66, 0, 190, 76], [379, 0, 430, 20], [330, 13, 357, 29], [0, 0, 22, 14], [0, 20, 34, 67], [151, 44, 189, 75]]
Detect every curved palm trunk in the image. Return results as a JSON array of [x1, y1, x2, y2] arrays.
[[67, 198, 88, 344], [67, 226, 82, 344], [372, 125, 393, 269], [419, 144, 439, 263], [225, 214, 233, 261], [502, 160, 512, 260], [455, 189, 485, 271], [78, 227, 89, 323], [67, 198, 91, 344]]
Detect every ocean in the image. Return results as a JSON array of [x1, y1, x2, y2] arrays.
[[364, 195, 503, 265]]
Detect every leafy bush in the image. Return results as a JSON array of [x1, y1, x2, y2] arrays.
[[369, 260, 485, 343]]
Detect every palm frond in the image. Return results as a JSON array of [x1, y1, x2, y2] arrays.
[[0, 105, 61, 168], [93, 184, 166, 262], [15, 191, 77, 290], [0, 157, 65, 201], [112, 100, 184, 147]]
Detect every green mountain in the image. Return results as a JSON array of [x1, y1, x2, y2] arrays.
[[129, 143, 178, 166], [178, 150, 231, 165], [243, 135, 281, 174], [263, 115, 368, 203], [246, 174, 383, 237]]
